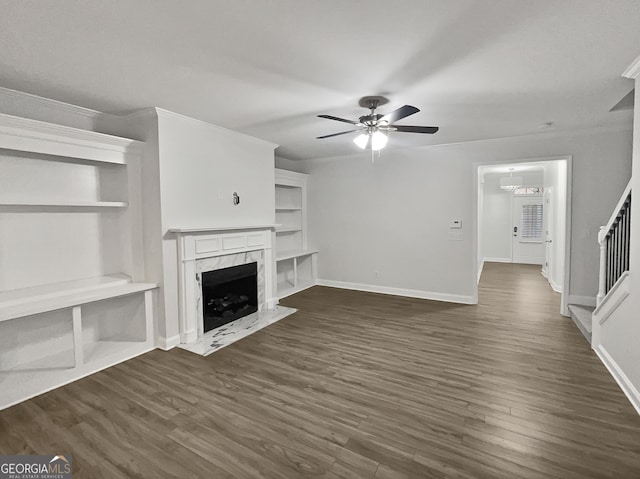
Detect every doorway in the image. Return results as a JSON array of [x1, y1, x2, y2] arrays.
[[475, 157, 571, 314], [512, 195, 545, 264]]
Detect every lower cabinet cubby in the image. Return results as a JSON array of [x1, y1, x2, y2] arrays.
[[81, 294, 147, 364], [0, 287, 155, 410], [277, 258, 296, 294], [0, 309, 75, 372]]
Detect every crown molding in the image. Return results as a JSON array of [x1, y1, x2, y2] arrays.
[[303, 122, 633, 163], [0, 86, 102, 118], [622, 54, 640, 79], [0, 111, 143, 163]]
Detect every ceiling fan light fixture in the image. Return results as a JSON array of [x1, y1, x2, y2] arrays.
[[371, 130, 388, 150], [353, 133, 369, 149]]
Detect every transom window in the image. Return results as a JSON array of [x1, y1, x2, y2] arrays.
[[514, 187, 543, 195]]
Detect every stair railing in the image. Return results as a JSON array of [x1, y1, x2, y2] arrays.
[[597, 179, 632, 306]]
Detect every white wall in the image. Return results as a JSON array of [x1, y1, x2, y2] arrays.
[[480, 174, 512, 262], [156, 109, 277, 344], [542, 160, 567, 292], [301, 128, 631, 303], [480, 169, 544, 264]]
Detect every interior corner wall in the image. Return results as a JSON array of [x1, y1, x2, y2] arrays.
[[156, 111, 277, 342], [304, 128, 632, 302]]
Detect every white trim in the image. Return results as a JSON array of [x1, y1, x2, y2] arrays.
[[316, 279, 476, 305], [310, 127, 631, 164], [593, 271, 630, 325], [540, 268, 562, 292], [277, 280, 316, 300], [0, 112, 143, 164], [477, 260, 484, 284], [594, 345, 640, 416], [549, 278, 563, 293], [157, 335, 180, 351], [622, 54, 640, 79], [0, 86, 104, 119], [568, 294, 596, 307], [483, 257, 512, 263]]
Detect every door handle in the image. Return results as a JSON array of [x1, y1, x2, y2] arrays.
[[545, 240, 552, 243]]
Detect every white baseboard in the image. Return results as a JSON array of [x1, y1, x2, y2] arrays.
[[594, 345, 640, 416], [549, 279, 563, 293], [477, 261, 485, 284], [316, 279, 476, 305], [568, 294, 596, 307], [157, 334, 180, 351], [541, 269, 563, 293], [483, 257, 511, 263]]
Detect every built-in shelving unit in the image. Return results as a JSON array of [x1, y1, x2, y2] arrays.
[[274, 169, 317, 298], [0, 112, 156, 410], [0, 200, 128, 208]]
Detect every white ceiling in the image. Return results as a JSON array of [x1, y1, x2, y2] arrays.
[[0, 1, 639, 160]]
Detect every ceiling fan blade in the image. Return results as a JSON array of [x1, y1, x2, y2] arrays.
[[379, 105, 420, 124], [317, 114, 358, 125], [316, 129, 362, 139], [392, 125, 439, 134]]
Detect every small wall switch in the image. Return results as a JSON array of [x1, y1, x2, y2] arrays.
[[449, 219, 462, 229]]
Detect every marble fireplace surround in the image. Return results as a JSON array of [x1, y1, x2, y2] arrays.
[[171, 225, 278, 345]]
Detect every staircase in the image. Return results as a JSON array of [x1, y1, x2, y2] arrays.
[[568, 178, 631, 346], [568, 304, 594, 342]]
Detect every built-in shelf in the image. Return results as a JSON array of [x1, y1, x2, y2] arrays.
[[278, 280, 316, 299], [83, 340, 148, 364], [0, 276, 157, 322], [0, 200, 128, 208], [0, 112, 143, 165], [0, 113, 154, 411], [274, 169, 317, 299], [276, 249, 318, 262]]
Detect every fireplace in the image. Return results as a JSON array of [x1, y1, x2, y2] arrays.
[[201, 262, 258, 333], [172, 227, 277, 345]]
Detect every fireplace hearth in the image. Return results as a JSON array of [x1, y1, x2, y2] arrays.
[[201, 262, 258, 333]]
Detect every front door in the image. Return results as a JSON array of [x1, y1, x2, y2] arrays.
[[512, 195, 545, 265]]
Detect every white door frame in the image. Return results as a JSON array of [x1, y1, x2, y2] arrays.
[[472, 155, 573, 316]]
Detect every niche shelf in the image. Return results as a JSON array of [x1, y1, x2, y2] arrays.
[[274, 169, 317, 298]]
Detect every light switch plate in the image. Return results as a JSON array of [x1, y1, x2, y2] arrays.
[[449, 219, 462, 229]]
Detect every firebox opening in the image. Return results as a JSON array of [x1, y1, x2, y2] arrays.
[[201, 262, 258, 333]]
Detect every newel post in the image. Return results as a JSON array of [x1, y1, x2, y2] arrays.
[[597, 226, 607, 307]]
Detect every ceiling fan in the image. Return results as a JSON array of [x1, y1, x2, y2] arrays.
[[317, 95, 439, 151]]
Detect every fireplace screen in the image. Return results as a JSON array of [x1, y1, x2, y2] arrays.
[[201, 262, 258, 333]]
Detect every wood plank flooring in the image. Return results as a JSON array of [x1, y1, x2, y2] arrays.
[[2, 262, 640, 478]]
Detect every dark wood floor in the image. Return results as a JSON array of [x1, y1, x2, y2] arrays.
[[2, 263, 640, 478]]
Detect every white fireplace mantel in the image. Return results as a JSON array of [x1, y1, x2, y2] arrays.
[[172, 226, 277, 344]]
